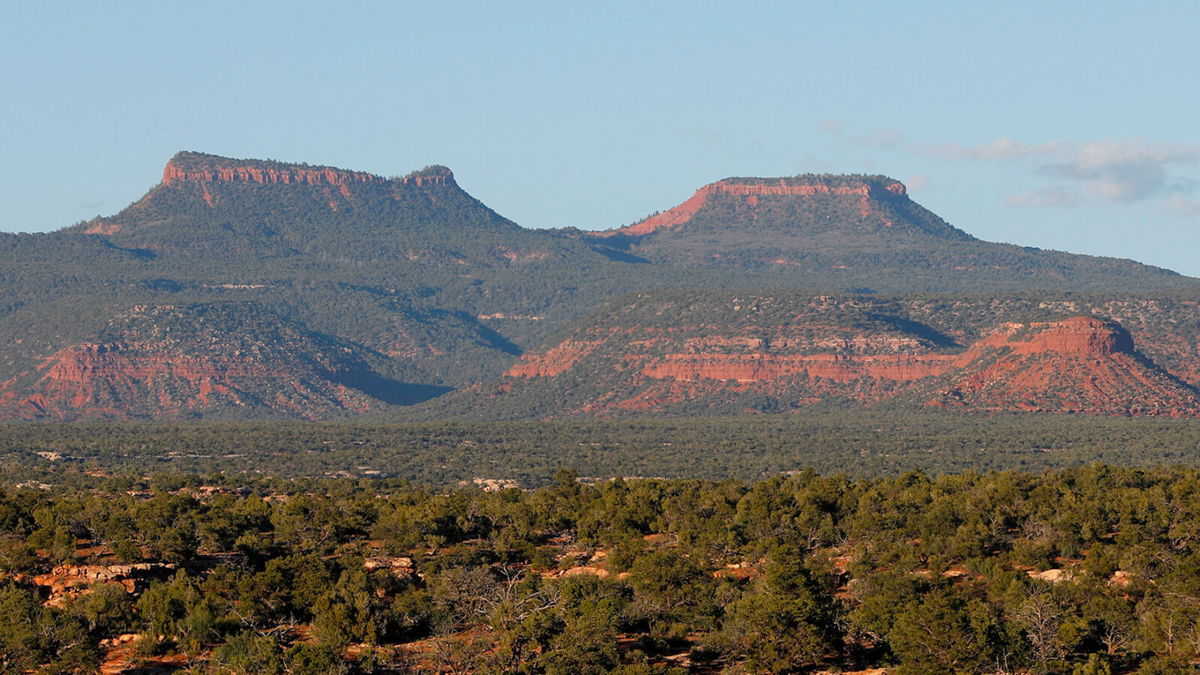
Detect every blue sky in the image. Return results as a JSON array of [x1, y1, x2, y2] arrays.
[[3, 2, 1198, 274]]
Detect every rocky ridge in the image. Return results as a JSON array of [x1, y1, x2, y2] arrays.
[[161, 153, 387, 187], [606, 174, 972, 243], [31, 563, 176, 608], [159, 151, 458, 188], [0, 304, 426, 421], [82, 153, 469, 238], [927, 317, 1200, 416], [4, 152, 1199, 421], [613, 175, 913, 237], [437, 294, 1200, 418]]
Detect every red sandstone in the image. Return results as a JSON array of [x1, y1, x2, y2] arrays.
[[0, 337, 373, 421], [506, 340, 602, 377], [641, 353, 956, 383], [501, 315, 1199, 417], [159, 157, 454, 189], [162, 161, 386, 188], [930, 317, 1200, 416], [961, 317, 1134, 359], [612, 177, 907, 237]]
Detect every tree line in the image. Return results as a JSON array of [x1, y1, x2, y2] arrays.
[[5, 464, 1200, 672]]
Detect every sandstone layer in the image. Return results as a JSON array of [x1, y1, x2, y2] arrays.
[[928, 317, 1200, 416], [481, 295, 1200, 418]]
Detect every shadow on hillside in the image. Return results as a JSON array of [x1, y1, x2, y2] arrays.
[[590, 245, 651, 264], [868, 313, 962, 349], [454, 311, 522, 356], [334, 371, 453, 406]]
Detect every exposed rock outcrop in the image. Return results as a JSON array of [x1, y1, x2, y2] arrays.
[[399, 165, 455, 187], [640, 353, 957, 383], [460, 292, 1200, 418], [962, 317, 1135, 358], [611, 175, 916, 237], [928, 317, 1200, 416], [159, 152, 457, 189], [162, 160, 385, 187], [31, 563, 176, 607], [506, 340, 603, 378]]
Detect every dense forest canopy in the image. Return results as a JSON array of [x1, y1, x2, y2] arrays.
[[5, 464, 1200, 672], [3, 410, 1200, 671]]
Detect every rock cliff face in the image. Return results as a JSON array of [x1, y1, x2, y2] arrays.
[[440, 293, 1200, 419], [31, 563, 176, 607], [615, 176, 911, 237], [505, 340, 603, 378], [927, 317, 1200, 416], [8, 340, 310, 420], [639, 352, 956, 384], [161, 155, 387, 187], [82, 153, 469, 238], [477, 296, 962, 415], [399, 165, 455, 187], [963, 317, 1134, 357]]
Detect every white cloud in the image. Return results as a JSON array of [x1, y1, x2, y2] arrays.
[[1168, 193, 1200, 215], [819, 120, 844, 135], [854, 129, 906, 150], [919, 137, 1067, 161], [1040, 140, 1200, 202], [847, 127, 1200, 207], [1006, 187, 1082, 208]]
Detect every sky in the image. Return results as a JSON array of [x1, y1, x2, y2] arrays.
[[3, 2, 1198, 275]]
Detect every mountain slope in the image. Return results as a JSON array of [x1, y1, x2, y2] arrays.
[[57, 152, 634, 351], [922, 317, 1200, 416], [75, 152, 555, 265], [592, 174, 1189, 293], [1, 153, 1199, 421], [0, 303, 441, 421], [418, 292, 1200, 419], [611, 174, 967, 240]]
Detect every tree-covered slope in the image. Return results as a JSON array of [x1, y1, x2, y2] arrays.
[[593, 174, 1191, 293], [418, 291, 1200, 419], [0, 302, 446, 421], [2, 153, 1198, 420]]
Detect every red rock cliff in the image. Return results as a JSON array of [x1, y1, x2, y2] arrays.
[[613, 176, 908, 237], [399, 165, 455, 187], [159, 152, 456, 189], [958, 316, 1135, 362], [162, 158, 386, 187], [932, 317, 1199, 416]]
